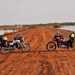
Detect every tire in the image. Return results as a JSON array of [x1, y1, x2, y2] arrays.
[[46, 41, 56, 51], [19, 42, 31, 52]]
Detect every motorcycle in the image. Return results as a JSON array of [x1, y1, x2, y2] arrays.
[[0, 40, 31, 53], [46, 37, 75, 51]]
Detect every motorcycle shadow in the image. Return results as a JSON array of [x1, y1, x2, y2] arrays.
[[0, 47, 31, 54]]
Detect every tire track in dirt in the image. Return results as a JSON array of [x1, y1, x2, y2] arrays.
[[0, 54, 10, 64], [7, 53, 40, 75], [38, 61, 55, 75], [0, 53, 23, 75], [54, 59, 71, 75], [48, 51, 75, 75], [62, 51, 75, 75], [42, 29, 48, 50], [37, 54, 55, 75], [0, 51, 75, 75], [29, 30, 43, 50], [5, 53, 32, 75], [41, 28, 55, 51]]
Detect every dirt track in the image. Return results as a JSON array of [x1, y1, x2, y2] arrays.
[[0, 27, 75, 75]]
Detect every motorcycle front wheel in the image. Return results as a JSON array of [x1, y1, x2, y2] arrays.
[[18, 42, 31, 52], [46, 41, 56, 51]]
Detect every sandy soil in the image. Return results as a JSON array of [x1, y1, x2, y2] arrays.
[[0, 27, 75, 75]]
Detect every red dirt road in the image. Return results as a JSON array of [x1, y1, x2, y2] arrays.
[[0, 27, 75, 75]]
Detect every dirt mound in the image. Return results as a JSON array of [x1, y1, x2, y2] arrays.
[[6, 27, 71, 51], [0, 27, 75, 75]]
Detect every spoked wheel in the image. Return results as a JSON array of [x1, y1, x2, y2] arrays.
[[46, 41, 56, 51], [19, 42, 31, 52]]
